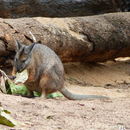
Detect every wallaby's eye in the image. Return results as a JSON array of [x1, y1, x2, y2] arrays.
[[21, 58, 26, 63]]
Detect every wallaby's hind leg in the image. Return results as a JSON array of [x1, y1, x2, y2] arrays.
[[39, 73, 59, 98], [39, 75, 52, 99], [39, 78, 48, 99], [41, 89, 47, 99], [28, 90, 34, 98]]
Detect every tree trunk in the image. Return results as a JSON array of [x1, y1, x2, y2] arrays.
[[0, 12, 130, 67], [0, 0, 124, 18]]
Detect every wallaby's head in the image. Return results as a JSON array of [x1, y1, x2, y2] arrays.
[[14, 40, 35, 72]]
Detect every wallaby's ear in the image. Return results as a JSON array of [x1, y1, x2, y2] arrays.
[[25, 43, 35, 54], [15, 40, 23, 51]]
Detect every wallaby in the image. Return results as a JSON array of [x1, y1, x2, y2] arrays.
[[13, 40, 109, 100]]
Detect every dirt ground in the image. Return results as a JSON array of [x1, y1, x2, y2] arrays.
[[0, 59, 130, 130]]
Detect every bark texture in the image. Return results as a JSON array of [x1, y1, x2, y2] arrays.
[[0, 0, 123, 18], [0, 12, 130, 66]]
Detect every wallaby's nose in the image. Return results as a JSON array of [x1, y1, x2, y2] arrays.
[[8, 75, 16, 80]]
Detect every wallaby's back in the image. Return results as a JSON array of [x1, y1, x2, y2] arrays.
[[32, 44, 64, 75]]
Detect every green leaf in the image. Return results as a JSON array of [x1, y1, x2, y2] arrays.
[[33, 91, 41, 97], [6, 79, 31, 96], [47, 92, 63, 98], [0, 107, 21, 127], [3, 110, 11, 114]]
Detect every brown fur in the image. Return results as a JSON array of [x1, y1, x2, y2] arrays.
[[13, 42, 109, 100]]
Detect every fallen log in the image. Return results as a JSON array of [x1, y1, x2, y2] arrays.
[[0, 12, 130, 67], [0, 0, 124, 18], [122, 0, 130, 11]]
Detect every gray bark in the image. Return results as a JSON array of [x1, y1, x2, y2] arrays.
[[0, 0, 123, 18]]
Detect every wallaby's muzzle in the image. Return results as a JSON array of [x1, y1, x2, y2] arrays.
[[8, 75, 16, 80]]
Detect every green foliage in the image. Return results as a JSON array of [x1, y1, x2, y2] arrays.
[[0, 107, 21, 127], [6, 79, 31, 96], [47, 92, 63, 98]]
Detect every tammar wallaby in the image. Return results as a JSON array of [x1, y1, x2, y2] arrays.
[[13, 41, 108, 100]]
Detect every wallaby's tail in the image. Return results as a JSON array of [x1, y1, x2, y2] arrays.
[[60, 87, 109, 100]]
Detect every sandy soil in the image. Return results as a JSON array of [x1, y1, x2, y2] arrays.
[[0, 59, 130, 130]]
